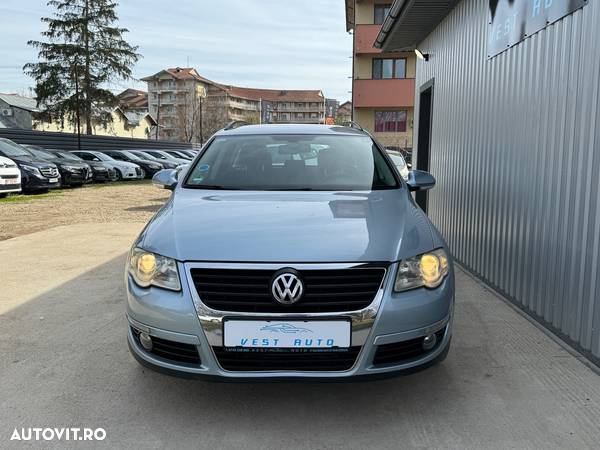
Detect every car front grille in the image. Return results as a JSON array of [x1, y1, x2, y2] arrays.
[[190, 267, 387, 313], [131, 328, 201, 365], [0, 174, 18, 179], [39, 166, 59, 178], [213, 347, 361, 372], [372, 326, 447, 367]]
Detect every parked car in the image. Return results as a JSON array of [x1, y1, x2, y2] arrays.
[[0, 155, 22, 197], [127, 150, 180, 170], [23, 145, 92, 187], [386, 149, 410, 181], [96, 150, 164, 179], [162, 150, 193, 160], [0, 138, 60, 193], [175, 150, 197, 159], [127, 124, 453, 380], [44, 149, 116, 182], [71, 150, 142, 180], [138, 150, 189, 166]]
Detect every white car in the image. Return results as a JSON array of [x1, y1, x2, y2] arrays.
[[71, 150, 142, 180], [0, 155, 22, 197], [386, 149, 410, 181]]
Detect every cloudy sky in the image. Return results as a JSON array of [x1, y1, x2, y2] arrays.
[[0, 0, 352, 101]]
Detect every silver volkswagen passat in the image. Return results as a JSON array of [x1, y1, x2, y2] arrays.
[[126, 124, 454, 380]]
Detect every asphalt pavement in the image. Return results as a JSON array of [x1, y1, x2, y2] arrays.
[[1, 223, 599, 449]]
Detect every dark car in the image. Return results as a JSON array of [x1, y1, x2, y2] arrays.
[[0, 138, 61, 192], [163, 150, 193, 160], [23, 145, 93, 187], [45, 149, 116, 182], [127, 150, 180, 170], [97, 150, 164, 178]]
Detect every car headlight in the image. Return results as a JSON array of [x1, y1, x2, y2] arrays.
[[128, 248, 181, 291], [394, 248, 450, 292], [62, 165, 78, 172], [21, 164, 41, 175]]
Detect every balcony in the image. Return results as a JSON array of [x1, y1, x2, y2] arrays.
[[353, 78, 415, 108], [354, 25, 382, 54]]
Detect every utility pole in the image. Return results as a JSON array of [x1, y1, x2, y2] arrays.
[[74, 61, 82, 150], [155, 85, 161, 140]]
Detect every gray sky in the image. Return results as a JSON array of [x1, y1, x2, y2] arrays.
[[0, 0, 352, 102]]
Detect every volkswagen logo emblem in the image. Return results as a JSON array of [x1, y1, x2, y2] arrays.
[[271, 270, 304, 305]]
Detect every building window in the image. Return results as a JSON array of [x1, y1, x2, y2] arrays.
[[372, 58, 406, 79], [374, 111, 407, 133], [374, 4, 392, 25]]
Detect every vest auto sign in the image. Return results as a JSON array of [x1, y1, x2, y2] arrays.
[[488, 0, 587, 57]]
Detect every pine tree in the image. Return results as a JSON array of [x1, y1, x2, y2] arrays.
[[24, 0, 141, 134]]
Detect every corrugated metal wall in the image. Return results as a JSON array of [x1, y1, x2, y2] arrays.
[[414, 0, 600, 363], [0, 128, 192, 151]]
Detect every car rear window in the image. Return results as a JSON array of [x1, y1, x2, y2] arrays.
[[184, 134, 398, 191]]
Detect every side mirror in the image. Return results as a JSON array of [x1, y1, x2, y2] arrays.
[[407, 170, 436, 191], [152, 169, 178, 191]]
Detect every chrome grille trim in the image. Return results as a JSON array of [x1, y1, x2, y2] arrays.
[[184, 262, 390, 348], [39, 166, 59, 178]]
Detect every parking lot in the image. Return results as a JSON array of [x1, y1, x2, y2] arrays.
[[1, 186, 599, 449]]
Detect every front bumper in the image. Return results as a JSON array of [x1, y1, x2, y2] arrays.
[[126, 262, 455, 380]]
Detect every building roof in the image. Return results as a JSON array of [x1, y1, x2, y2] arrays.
[[141, 67, 214, 83], [337, 101, 352, 114], [117, 89, 149, 109], [222, 86, 324, 103], [142, 68, 324, 103], [0, 93, 39, 112], [374, 0, 460, 51], [113, 107, 157, 126], [344, 0, 355, 32]]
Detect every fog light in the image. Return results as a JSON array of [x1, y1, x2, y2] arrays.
[[139, 332, 153, 351], [422, 334, 437, 351]]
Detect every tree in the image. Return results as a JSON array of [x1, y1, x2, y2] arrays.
[[25, 0, 140, 135], [175, 84, 205, 143]]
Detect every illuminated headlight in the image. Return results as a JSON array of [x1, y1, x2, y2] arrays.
[[394, 248, 450, 292], [128, 248, 181, 291]]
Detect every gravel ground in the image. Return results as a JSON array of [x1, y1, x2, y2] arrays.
[[0, 182, 170, 241]]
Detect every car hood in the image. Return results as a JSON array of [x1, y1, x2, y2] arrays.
[[110, 161, 138, 169], [138, 189, 435, 263], [9, 155, 56, 167], [47, 158, 88, 169]]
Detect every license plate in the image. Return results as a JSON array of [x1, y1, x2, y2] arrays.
[[223, 320, 351, 348], [49, 178, 58, 183], [0, 179, 18, 185]]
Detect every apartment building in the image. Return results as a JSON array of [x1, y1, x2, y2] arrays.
[[142, 67, 326, 142], [345, 0, 415, 152]]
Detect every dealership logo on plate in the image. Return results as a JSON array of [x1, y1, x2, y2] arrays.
[[260, 323, 312, 334]]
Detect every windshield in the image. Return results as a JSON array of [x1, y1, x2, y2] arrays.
[[25, 147, 53, 160], [93, 152, 113, 161], [122, 151, 141, 161], [145, 151, 167, 160], [0, 139, 32, 157], [184, 135, 398, 191], [55, 151, 83, 161]]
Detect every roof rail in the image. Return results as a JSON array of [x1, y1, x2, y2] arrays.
[[342, 121, 364, 131], [223, 120, 250, 131]]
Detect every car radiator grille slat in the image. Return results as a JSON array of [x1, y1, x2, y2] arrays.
[[190, 267, 386, 313]]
